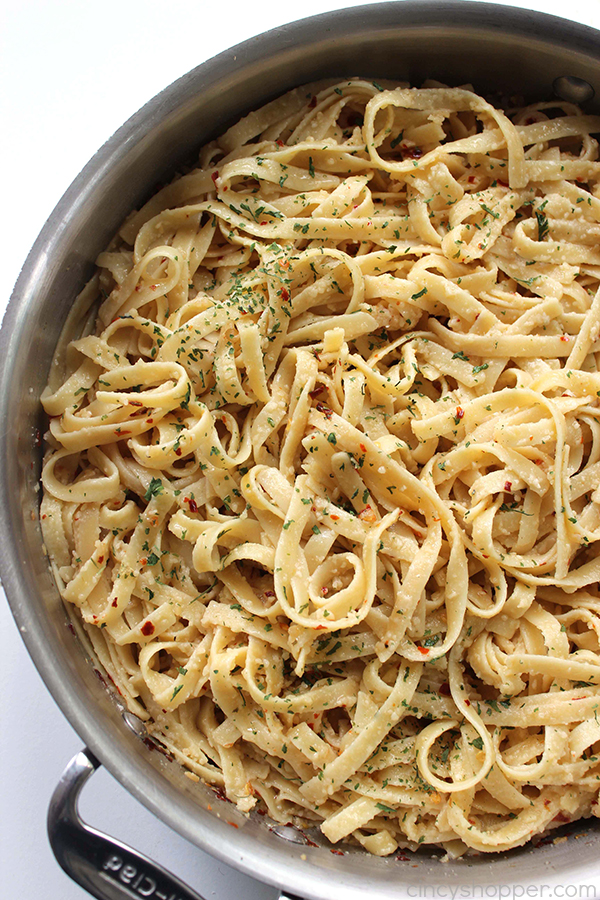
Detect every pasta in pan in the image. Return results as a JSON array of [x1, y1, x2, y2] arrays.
[[40, 79, 600, 856]]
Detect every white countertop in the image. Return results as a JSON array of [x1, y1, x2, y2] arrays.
[[1, 1, 598, 897]]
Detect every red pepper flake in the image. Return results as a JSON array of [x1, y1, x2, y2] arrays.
[[309, 384, 326, 399], [330, 514, 339, 521], [141, 621, 155, 636], [211, 171, 219, 185], [187, 497, 198, 513], [97, 556, 104, 564], [504, 481, 512, 492], [560, 335, 570, 342], [455, 406, 465, 420], [359, 443, 367, 452], [464, 699, 471, 706], [417, 645, 429, 655], [143, 737, 174, 761], [281, 287, 290, 302], [111, 599, 118, 607], [315, 401, 332, 418], [308, 95, 317, 108], [128, 399, 143, 407], [358, 505, 377, 525], [227, 821, 239, 828], [94, 668, 108, 687], [553, 812, 570, 824], [276, 139, 285, 147], [174, 448, 182, 456], [330, 849, 344, 856]]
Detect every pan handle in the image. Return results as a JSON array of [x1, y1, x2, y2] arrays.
[[47, 747, 208, 900], [48, 747, 306, 900]]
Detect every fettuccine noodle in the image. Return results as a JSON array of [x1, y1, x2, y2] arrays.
[[41, 79, 600, 856]]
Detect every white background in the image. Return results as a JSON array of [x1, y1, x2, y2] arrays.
[[1, 1, 599, 898]]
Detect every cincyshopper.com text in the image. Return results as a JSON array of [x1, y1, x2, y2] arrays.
[[406, 885, 598, 899]]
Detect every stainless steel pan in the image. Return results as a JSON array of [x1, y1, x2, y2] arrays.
[[1, 3, 599, 898]]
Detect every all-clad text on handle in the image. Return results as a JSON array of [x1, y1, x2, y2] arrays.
[[101, 852, 186, 899]]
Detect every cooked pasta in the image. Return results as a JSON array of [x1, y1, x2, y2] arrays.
[[40, 79, 600, 856]]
